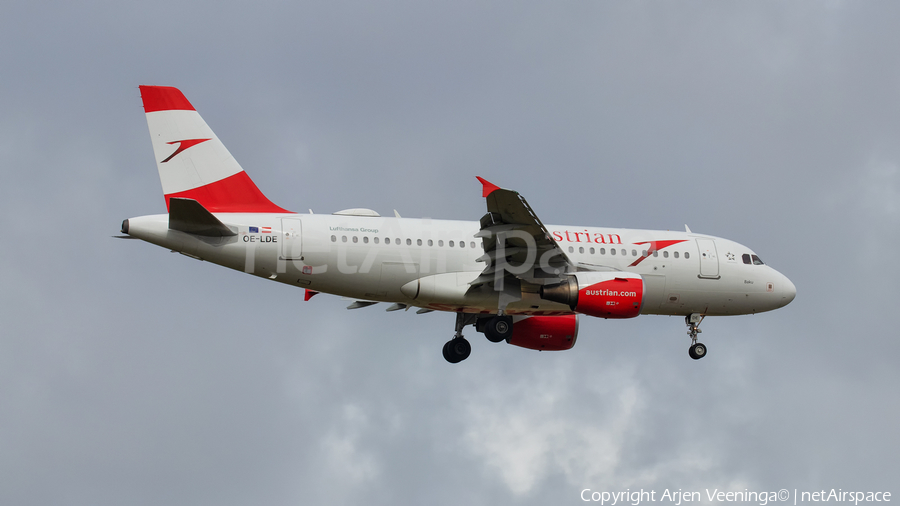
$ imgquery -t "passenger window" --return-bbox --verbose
[395,238,401,245]
[363,236,369,244]
[374,237,380,244]
[342,236,347,243]
[600,248,606,255]
[331,235,336,242]
[742,254,752,265]
[406,238,412,246]
[684,252,689,259]
[352,236,358,243]
[674,251,679,258]
[579,247,584,254]
[642,250,648,257]
[568,246,574,253]
[631,249,637,256]
[438,240,444,247]
[589,247,595,254]
[417,239,422,246]
[752,254,765,265]
[460,241,465,248]
[449,240,455,247]
[653,251,658,257]
[663,251,669,258]
[428,239,433,246]
[470,242,476,248]
[621,249,626,256]
[610,248,616,255]
[385,237,390,244]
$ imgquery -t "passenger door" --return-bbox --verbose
[696,238,719,278]
[281,218,303,260]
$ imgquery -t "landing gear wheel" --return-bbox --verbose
[684,314,707,361]
[689,342,707,360]
[442,338,472,363]
[484,315,513,343]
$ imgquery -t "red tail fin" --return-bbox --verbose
[139,86,291,213]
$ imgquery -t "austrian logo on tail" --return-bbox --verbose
[160,138,211,163]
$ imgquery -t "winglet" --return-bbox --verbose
[476,176,501,197]
[304,289,319,301]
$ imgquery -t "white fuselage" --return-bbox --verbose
[126,212,796,317]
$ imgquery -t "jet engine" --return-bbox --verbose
[540,272,644,319]
[506,314,579,351]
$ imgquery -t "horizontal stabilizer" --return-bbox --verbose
[168,198,237,237]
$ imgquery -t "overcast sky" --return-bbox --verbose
[1,1,898,505]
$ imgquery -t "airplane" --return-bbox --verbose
[120,85,796,364]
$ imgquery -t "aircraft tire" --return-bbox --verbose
[443,338,471,363]
[484,315,513,343]
[689,343,707,360]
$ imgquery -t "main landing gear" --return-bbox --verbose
[686,314,707,360]
[442,313,513,363]
[442,338,471,364]
[482,314,513,343]
[443,313,477,364]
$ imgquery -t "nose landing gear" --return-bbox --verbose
[686,314,707,360]
[689,342,707,360]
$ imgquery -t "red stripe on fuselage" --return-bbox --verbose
[629,239,688,267]
[140,85,195,113]
[164,171,292,213]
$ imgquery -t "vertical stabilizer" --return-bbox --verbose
[139,86,290,213]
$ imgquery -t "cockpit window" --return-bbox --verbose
[751,254,765,265]
[742,253,751,265]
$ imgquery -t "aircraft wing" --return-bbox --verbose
[470,177,574,309]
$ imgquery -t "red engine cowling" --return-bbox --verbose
[540,272,645,319]
[507,314,579,351]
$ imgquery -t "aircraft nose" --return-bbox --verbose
[781,275,796,306]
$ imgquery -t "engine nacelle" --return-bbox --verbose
[507,314,579,351]
[540,272,644,319]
